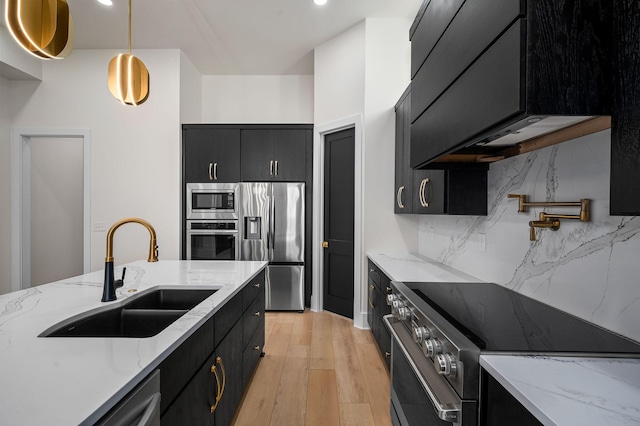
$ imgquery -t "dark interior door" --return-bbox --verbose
[323,128,355,319]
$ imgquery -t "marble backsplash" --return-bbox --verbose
[418,129,640,343]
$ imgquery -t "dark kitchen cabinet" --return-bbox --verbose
[241,128,308,182]
[183,126,241,183]
[409,0,612,168]
[160,270,266,425]
[395,86,488,215]
[367,260,391,370]
[394,86,413,213]
[611,1,640,215]
[411,168,488,216]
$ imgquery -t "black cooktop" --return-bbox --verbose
[406,281,640,354]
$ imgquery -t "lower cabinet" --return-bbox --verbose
[367,260,391,370]
[160,270,266,425]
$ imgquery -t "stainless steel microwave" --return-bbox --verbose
[186,183,238,220]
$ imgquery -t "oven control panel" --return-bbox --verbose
[390,284,465,387]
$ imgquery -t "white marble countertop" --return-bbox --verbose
[0,260,267,426]
[367,252,484,283]
[481,355,640,425]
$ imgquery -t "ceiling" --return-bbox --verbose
[53,0,422,75]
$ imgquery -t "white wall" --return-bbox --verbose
[0,25,42,80]
[179,52,202,123]
[2,49,183,280]
[314,21,366,126]
[314,19,419,324]
[363,19,419,255]
[201,75,313,123]
[0,76,15,294]
[418,130,640,343]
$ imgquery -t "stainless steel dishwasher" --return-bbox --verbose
[97,369,161,426]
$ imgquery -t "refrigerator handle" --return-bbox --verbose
[270,194,276,250]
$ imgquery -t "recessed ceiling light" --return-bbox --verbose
[97,0,113,5]
[314,0,327,5]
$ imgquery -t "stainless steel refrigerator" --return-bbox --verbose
[239,182,305,311]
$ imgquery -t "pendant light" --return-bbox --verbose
[4,0,74,59]
[107,0,149,106]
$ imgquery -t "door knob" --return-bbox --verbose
[322,241,329,248]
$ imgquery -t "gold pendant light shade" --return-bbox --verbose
[4,0,73,59]
[108,53,149,106]
[107,0,149,106]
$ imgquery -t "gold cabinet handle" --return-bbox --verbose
[254,345,261,351]
[322,241,329,248]
[253,282,261,289]
[213,162,218,180]
[419,178,430,208]
[208,162,213,181]
[275,160,279,176]
[254,311,261,317]
[385,351,391,358]
[270,160,274,177]
[368,285,375,309]
[397,185,405,208]
[210,357,224,413]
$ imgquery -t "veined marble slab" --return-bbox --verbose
[367,252,484,283]
[0,260,267,426]
[481,355,640,426]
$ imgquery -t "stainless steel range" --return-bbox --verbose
[384,281,640,426]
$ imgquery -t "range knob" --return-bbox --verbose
[397,306,412,321]
[412,325,430,343]
[423,339,443,358]
[435,353,458,378]
[387,293,398,306]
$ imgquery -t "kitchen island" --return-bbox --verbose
[0,260,267,425]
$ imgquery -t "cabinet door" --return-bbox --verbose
[184,128,240,183]
[367,276,377,331]
[214,321,243,426]
[412,170,446,214]
[395,89,413,213]
[242,317,265,389]
[272,129,307,181]
[161,351,217,426]
[241,129,274,181]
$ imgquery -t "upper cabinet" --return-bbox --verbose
[240,128,309,182]
[394,87,413,213]
[409,0,613,169]
[395,85,488,216]
[183,126,241,183]
[611,2,640,215]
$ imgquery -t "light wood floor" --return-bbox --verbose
[233,310,392,426]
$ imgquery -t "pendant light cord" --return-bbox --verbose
[128,0,132,54]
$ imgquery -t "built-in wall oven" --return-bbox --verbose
[185,220,239,260]
[185,183,239,260]
[385,280,640,426]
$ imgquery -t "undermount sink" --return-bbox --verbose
[40,289,217,338]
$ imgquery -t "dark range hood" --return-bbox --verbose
[409,0,613,169]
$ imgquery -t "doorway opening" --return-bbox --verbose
[312,115,365,328]
[11,129,91,291]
